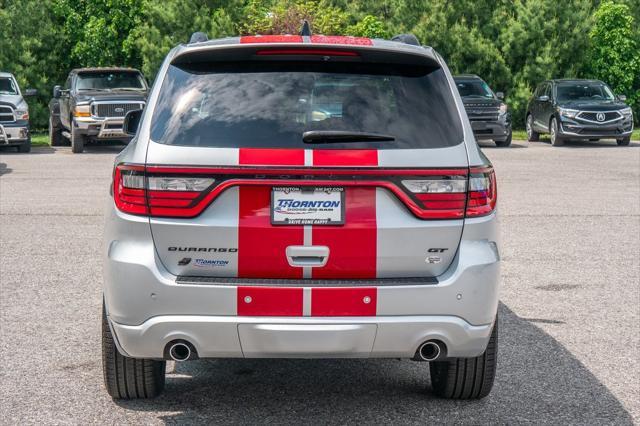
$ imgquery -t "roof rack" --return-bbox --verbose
[189,32,208,44]
[391,34,420,46]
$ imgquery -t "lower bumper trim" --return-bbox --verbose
[110,314,493,360]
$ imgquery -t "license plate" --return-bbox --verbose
[271,187,345,225]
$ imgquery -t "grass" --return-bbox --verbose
[30,133,49,146]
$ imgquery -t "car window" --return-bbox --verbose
[556,82,615,102]
[150,61,463,150]
[0,77,18,95]
[76,72,146,91]
[454,79,494,99]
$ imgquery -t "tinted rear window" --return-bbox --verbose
[150,61,463,149]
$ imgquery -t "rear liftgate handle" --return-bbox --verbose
[286,245,330,267]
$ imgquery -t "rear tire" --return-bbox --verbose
[526,114,539,142]
[495,131,512,147]
[550,117,564,146]
[617,136,631,146]
[429,316,498,399]
[49,116,64,146]
[102,302,166,399]
[71,122,85,153]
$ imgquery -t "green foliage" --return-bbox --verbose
[52,0,144,68]
[241,0,350,35]
[346,15,390,38]
[1,0,639,129]
[585,1,640,121]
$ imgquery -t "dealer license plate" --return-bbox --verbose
[271,187,345,225]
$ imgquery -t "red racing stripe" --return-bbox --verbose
[310,35,373,46]
[311,287,377,316]
[239,148,305,166]
[312,149,378,167]
[238,186,304,278]
[311,187,377,279]
[237,286,303,316]
[238,149,305,278]
[240,35,303,43]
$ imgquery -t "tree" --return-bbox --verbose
[131,0,239,80]
[52,0,144,68]
[585,0,640,122]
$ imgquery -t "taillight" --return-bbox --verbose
[147,176,214,216]
[402,177,467,219]
[113,164,215,217]
[401,166,497,219]
[466,167,497,217]
[113,165,147,215]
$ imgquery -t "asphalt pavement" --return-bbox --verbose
[0,138,638,424]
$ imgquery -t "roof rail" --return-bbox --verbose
[189,32,208,44]
[391,34,420,46]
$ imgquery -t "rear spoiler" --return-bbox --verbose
[170,38,441,69]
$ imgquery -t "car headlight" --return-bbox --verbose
[499,103,508,115]
[73,104,91,117]
[15,109,29,120]
[620,107,633,117]
[557,107,579,118]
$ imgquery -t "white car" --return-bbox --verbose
[102,31,500,400]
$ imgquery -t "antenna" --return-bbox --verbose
[300,20,312,36]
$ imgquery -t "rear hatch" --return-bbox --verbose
[127,41,489,280]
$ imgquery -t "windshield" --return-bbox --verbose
[150,61,463,149]
[0,77,18,95]
[454,79,494,99]
[556,82,615,102]
[76,72,145,91]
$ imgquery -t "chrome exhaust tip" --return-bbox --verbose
[168,342,192,362]
[418,341,443,362]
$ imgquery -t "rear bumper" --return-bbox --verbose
[109,314,493,359]
[104,204,500,360]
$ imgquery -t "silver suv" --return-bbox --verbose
[102,32,500,400]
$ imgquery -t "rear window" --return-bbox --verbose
[150,61,463,149]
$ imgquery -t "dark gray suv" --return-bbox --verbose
[526,79,633,146]
[454,74,512,147]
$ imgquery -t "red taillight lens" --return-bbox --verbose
[113,165,215,217]
[466,167,497,217]
[113,165,147,215]
[402,177,468,219]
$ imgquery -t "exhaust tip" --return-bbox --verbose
[418,341,443,362]
[169,342,192,362]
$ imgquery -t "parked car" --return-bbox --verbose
[454,74,512,147]
[0,72,37,153]
[102,31,500,400]
[49,68,148,153]
[526,79,634,146]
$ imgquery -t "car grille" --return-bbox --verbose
[0,105,15,123]
[576,111,621,123]
[466,108,499,122]
[93,102,142,118]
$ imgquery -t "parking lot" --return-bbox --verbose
[0,138,638,424]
